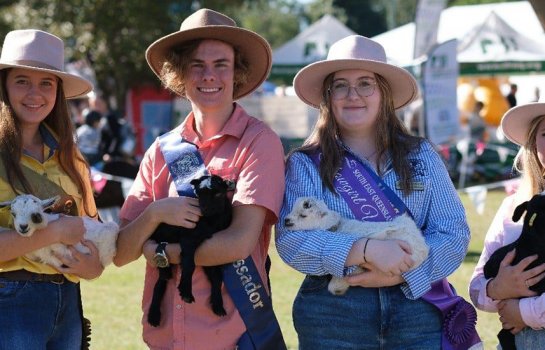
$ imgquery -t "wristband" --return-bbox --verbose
[153,242,169,268]
[363,238,370,263]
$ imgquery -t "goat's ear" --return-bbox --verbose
[41,195,60,210]
[512,201,528,222]
[0,200,12,209]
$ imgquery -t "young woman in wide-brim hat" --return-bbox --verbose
[276,35,476,349]
[0,29,103,349]
[470,102,545,349]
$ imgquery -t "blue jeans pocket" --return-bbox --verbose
[0,279,28,300]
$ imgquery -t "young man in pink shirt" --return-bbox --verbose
[114,9,286,350]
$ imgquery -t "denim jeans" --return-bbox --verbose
[510,327,545,350]
[293,275,442,350]
[0,278,82,350]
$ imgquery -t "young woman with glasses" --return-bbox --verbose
[275,35,476,349]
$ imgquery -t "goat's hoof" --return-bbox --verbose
[182,295,195,303]
[147,315,160,327]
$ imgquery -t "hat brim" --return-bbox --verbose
[0,63,93,99]
[501,102,545,145]
[146,26,272,100]
[293,59,418,110]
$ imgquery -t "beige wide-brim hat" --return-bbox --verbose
[146,8,272,100]
[293,35,418,109]
[501,102,545,145]
[0,29,93,99]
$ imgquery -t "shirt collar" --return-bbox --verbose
[22,124,58,159]
[180,103,249,145]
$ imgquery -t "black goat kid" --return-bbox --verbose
[483,192,545,350]
[147,174,233,327]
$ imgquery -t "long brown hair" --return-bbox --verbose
[0,69,95,216]
[297,72,422,196]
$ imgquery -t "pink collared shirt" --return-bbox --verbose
[120,104,285,350]
[469,194,545,330]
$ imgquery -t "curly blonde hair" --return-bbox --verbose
[159,39,249,98]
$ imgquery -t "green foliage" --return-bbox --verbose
[235,0,300,49]
[0,0,189,108]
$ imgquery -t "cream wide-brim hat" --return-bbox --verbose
[293,35,418,109]
[0,29,93,99]
[146,8,272,100]
[501,102,545,145]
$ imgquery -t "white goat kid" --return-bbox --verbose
[284,196,429,295]
[0,194,119,268]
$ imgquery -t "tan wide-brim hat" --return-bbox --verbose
[0,29,93,99]
[501,102,545,145]
[146,8,272,100]
[293,35,418,109]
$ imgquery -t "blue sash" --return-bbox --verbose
[158,130,287,350]
[310,151,481,350]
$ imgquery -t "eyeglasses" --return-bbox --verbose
[328,78,377,100]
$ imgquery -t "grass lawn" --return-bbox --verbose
[82,189,506,349]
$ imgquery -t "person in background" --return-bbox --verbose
[76,109,103,166]
[470,102,545,349]
[507,83,518,108]
[113,9,286,350]
[275,35,478,349]
[468,100,487,143]
[0,29,104,349]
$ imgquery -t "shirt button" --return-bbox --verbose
[176,304,182,309]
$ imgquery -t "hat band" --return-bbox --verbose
[2,59,61,72]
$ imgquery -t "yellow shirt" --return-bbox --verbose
[0,125,96,282]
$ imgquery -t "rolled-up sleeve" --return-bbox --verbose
[396,143,471,299]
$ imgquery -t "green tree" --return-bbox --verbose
[0,0,191,110]
[235,0,300,49]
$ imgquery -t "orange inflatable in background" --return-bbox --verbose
[474,78,510,126]
[457,78,477,125]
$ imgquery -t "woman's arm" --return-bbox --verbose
[395,143,471,299]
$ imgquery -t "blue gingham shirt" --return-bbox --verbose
[275,140,470,299]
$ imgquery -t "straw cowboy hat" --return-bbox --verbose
[0,29,93,99]
[146,8,272,100]
[501,102,545,145]
[293,35,418,109]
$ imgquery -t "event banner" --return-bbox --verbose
[422,39,460,145]
[413,0,447,59]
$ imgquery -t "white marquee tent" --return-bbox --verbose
[372,0,545,75]
[270,14,355,83]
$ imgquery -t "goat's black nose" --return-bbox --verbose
[31,213,43,224]
[284,218,293,227]
[19,224,28,231]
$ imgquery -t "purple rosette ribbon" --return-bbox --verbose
[423,279,481,350]
[444,298,478,345]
